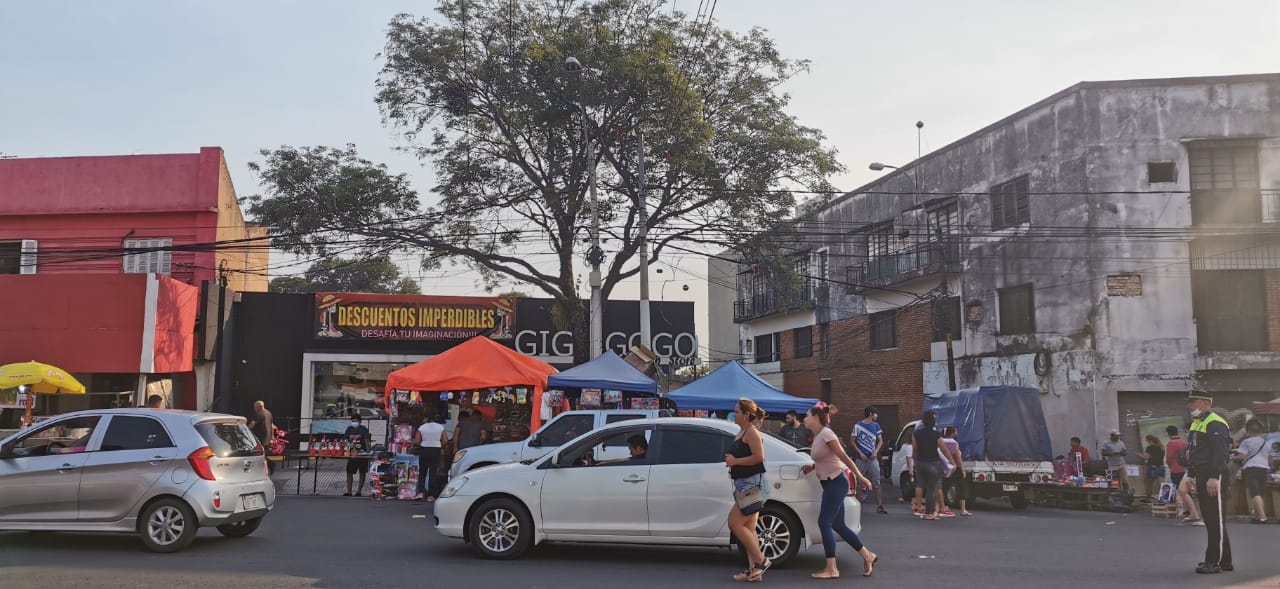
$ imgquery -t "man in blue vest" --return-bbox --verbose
[1186,390,1232,574]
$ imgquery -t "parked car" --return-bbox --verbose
[434,417,861,567]
[0,409,275,552]
[449,409,656,477]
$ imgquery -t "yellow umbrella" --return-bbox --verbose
[0,361,86,427]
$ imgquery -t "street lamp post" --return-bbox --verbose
[567,56,604,359]
[870,157,959,391]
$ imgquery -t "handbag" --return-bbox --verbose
[734,486,764,515]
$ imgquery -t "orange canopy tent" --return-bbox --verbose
[384,336,559,432]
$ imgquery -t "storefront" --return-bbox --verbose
[0,273,199,429]
[228,292,697,442]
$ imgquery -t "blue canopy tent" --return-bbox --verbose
[547,351,659,394]
[665,360,817,413]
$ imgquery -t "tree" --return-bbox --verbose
[247,0,841,361]
[268,255,420,294]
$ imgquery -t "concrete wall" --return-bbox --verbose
[722,74,1280,457]
[706,253,741,369]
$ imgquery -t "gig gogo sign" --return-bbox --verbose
[314,293,515,341]
[512,299,698,366]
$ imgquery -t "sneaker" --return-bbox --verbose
[876,506,888,514]
[912,508,924,517]
[355,491,362,497]
[1190,520,1206,527]
[939,509,957,518]
[342,492,352,497]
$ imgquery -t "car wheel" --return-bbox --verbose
[1009,493,1030,510]
[469,498,533,559]
[216,516,264,538]
[749,505,801,567]
[139,498,199,553]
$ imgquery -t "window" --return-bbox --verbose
[9,416,101,457]
[1189,142,1260,224]
[990,175,1030,230]
[793,326,813,359]
[864,223,896,280]
[818,323,831,359]
[0,240,37,275]
[931,296,962,342]
[820,378,832,404]
[557,427,654,467]
[602,414,649,447]
[655,428,732,465]
[534,414,595,447]
[812,249,829,288]
[998,284,1036,335]
[195,422,262,458]
[1192,270,1268,351]
[926,202,959,238]
[0,242,19,274]
[870,310,897,350]
[123,238,173,275]
[100,416,174,451]
[1147,162,1176,184]
[754,333,779,363]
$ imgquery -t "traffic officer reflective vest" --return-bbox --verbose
[1188,411,1230,478]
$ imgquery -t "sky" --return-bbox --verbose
[3,0,1279,356]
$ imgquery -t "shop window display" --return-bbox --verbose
[311,361,407,436]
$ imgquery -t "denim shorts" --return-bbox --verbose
[732,473,764,496]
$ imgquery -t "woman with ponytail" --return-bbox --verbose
[725,398,770,582]
[802,404,879,579]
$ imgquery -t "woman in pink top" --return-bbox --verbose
[801,405,879,579]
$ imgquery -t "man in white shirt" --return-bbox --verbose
[414,416,447,501]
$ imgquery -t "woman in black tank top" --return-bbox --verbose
[726,398,770,582]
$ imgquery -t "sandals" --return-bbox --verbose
[810,571,840,580]
[863,554,879,577]
[733,559,771,582]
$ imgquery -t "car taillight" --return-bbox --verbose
[975,473,987,482]
[188,447,216,481]
[213,491,221,509]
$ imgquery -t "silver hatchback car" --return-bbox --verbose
[0,409,276,552]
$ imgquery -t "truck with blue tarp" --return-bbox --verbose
[889,386,1054,509]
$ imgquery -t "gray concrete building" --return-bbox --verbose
[712,73,1280,455]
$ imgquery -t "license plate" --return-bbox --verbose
[1002,484,1018,492]
[241,493,265,510]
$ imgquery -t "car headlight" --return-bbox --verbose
[439,476,468,499]
[452,449,467,464]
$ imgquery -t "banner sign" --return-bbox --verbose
[513,299,698,367]
[314,293,516,341]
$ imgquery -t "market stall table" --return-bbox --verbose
[1025,483,1125,512]
[289,452,376,496]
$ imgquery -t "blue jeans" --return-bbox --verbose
[818,475,863,558]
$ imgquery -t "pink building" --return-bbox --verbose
[0,147,268,421]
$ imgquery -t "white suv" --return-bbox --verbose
[0,409,275,552]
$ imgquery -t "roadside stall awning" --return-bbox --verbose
[665,360,817,413]
[547,351,658,394]
[385,336,559,431]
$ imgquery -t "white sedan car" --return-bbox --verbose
[434,418,861,566]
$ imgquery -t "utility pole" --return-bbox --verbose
[586,124,603,360]
[636,128,651,353]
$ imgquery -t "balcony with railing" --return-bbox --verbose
[733,282,814,322]
[846,237,961,293]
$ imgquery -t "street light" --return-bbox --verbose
[566,56,604,359]
[869,161,919,208]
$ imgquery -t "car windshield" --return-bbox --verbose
[195,421,262,458]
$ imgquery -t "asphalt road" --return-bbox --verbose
[2,495,1277,588]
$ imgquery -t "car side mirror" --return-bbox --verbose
[0,443,13,459]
